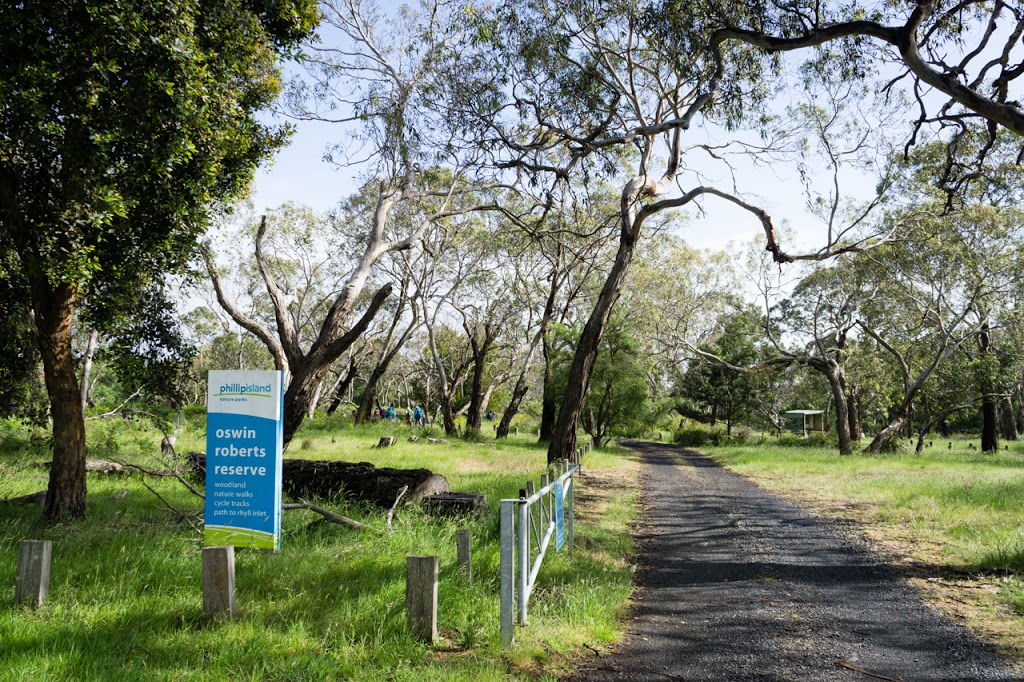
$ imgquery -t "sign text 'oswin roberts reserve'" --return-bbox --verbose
[204,370,283,550]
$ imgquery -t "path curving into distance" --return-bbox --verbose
[569,442,1016,682]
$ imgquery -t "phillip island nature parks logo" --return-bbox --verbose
[214,383,272,399]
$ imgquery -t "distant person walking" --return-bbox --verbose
[413,405,424,426]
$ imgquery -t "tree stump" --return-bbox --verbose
[422,493,487,517]
[161,435,177,455]
[187,454,449,508]
[375,436,396,448]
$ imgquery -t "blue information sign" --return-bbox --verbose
[204,370,284,550]
[554,481,566,550]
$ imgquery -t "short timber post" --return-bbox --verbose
[14,540,52,608]
[456,529,472,584]
[406,555,438,642]
[202,546,236,620]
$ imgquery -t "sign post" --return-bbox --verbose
[204,370,284,550]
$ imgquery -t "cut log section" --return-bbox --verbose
[187,454,449,508]
[421,493,487,517]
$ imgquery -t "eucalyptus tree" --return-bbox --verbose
[204,204,391,444]
[858,203,1024,452]
[709,0,1024,196]
[245,0,495,443]
[757,252,874,455]
[1,0,318,519]
[452,0,905,461]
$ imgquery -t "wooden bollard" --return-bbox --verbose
[406,555,438,642]
[456,529,472,584]
[202,546,235,620]
[525,480,536,497]
[14,540,52,607]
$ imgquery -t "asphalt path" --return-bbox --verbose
[569,442,1017,682]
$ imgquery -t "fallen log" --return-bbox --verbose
[33,459,126,474]
[0,491,46,507]
[187,454,449,509]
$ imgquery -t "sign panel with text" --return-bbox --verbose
[554,481,565,550]
[204,370,283,550]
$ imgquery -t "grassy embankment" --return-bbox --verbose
[702,436,1024,661]
[0,415,640,681]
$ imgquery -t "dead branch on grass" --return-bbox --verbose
[282,499,379,533]
[386,485,408,529]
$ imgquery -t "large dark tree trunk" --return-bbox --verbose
[982,398,999,452]
[33,280,87,520]
[282,360,326,447]
[464,330,492,436]
[979,321,998,452]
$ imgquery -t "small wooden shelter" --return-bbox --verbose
[782,410,825,436]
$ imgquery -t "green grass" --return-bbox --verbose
[701,439,1024,656]
[0,417,640,681]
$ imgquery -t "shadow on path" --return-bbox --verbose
[568,441,1015,682]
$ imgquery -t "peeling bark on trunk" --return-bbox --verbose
[847,383,863,442]
[33,280,87,520]
[824,365,853,455]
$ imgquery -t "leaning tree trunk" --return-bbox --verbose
[33,280,87,520]
[326,359,359,415]
[538,343,557,442]
[547,233,635,464]
[497,373,530,438]
[870,416,907,452]
[355,366,387,425]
